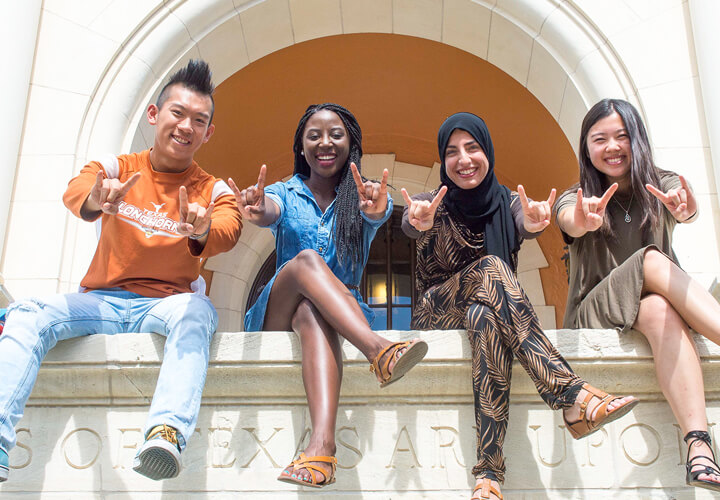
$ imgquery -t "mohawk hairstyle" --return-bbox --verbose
[156,59,216,122]
[293,103,365,269]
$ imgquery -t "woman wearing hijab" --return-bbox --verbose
[401,112,638,500]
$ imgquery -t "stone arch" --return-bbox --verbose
[63,0,644,301]
[77,0,641,164]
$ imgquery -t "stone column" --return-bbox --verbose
[689,0,720,196]
[0,1,42,262]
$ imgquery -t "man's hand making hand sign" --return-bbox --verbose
[82,170,141,219]
[351,163,389,219]
[176,185,214,243]
[401,186,448,232]
[646,175,697,223]
[518,185,556,233]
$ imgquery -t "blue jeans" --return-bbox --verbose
[0,289,217,453]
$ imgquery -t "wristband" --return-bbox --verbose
[188,224,211,240]
[681,210,697,223]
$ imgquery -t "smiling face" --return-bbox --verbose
[147,83,215,172]
[443,129,490,190]
[585,111,632,187]
[301,109,351,182]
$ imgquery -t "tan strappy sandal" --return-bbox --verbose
[563,383,639,439]
[277,452,337,488]
[471,477,503,499]
[370,339,428,388]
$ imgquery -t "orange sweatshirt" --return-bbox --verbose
[63,150,242,298]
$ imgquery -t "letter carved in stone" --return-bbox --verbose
[620,423,661,466]
[114,428,143,469]
[209,427,236,468]
[11,428,32,469]
[431,426,465,469]
[240,427,282,468]
[672,423,684,466]
[62,428,102,470]
[292,427,311,459]
[529,425,566,467]
[582,428,607,467]
[386,426,421,469]
[337,426,363,470]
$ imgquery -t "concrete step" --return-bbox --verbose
[1,329,719,498]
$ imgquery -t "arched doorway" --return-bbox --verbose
[54,1,645,328]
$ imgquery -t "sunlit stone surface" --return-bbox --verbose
[1,329,719,498]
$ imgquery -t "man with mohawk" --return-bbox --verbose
[0,59,241,481]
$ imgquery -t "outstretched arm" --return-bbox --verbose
[351,163,390,220]
[186,186,242,258]
[228,164,281,227]
[518,184,555,234]
[401,186,447,232]
[646,175,698,223]
[556,183,618,238]
[64,160,140,221]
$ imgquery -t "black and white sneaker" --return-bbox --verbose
[132,424,182,480]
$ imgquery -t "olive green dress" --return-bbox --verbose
[555,170,683,332]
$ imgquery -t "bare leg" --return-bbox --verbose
[563,248,717,423]
[268,251,424,486]
[642,248,720,344]
[264,249,418,380]
[634,292,720,485]
[279,299,341,484]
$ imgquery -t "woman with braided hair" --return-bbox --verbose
[402,112,637,499]
[229,103,427,489]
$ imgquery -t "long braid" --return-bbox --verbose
[293,103,365,268]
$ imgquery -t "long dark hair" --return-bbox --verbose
[292,103,364,268]
[578,98,662,236]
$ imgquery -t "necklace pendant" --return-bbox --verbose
[624,213,632,223]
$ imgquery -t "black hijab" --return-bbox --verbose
[438,112,518,270]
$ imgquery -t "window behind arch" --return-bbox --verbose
[361,208,415,329]
[245,207,416,330]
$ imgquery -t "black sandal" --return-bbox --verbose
[685,430,720,492]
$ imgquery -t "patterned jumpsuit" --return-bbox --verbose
[406,192,585,482]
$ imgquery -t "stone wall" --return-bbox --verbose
[1,329,719,498]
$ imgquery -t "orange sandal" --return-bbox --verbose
[471,478,503,499]
[277,452,337,488]
[370,339,428,388]
[563,383,639,439]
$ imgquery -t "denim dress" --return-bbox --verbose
[244,174,393,331]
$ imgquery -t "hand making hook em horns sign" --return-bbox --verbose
[646,175,697,222]
[86,170,142,216]
[228,164,268,223]
[401,186,448,232]
[351,163,389,218]
[572,182,618,233]
[177,185,214,240]
[518,184,556,233]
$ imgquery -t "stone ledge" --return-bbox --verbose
[2,329,718,498]
[34,329,720,405]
